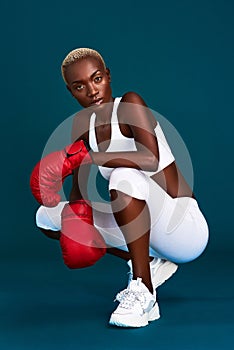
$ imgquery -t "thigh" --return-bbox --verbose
[94,169,209,262]
[149,197,209,263]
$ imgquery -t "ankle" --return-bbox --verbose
[144,281,154,295]
[133,274,154,294]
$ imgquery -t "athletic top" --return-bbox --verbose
[89,97,175,180]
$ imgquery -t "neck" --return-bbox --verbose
[95,97,115,124]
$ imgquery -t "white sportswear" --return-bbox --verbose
[36,96,209,263]
[89,97,175,180]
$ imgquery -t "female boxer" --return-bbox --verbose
[33,48,209,328]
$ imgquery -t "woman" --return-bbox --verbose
[35,48,209,328]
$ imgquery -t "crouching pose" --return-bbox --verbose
[30,48,209,328]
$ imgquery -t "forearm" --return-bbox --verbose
[69,165,90,201]
[91,151,158,172]
[69,185,84,202]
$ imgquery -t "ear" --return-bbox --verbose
[105,67,111,82]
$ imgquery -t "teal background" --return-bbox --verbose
[0,0,234,349]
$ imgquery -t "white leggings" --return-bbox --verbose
[36,168,209,263]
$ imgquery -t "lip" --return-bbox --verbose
[90,98,103,106]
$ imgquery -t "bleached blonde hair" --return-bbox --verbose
[61,48,106,84]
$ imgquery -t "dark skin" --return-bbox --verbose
[40,56,195,294]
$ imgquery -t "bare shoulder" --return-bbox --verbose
[119,92,156,128]
[121,91,148,106]
[71,108,93,142]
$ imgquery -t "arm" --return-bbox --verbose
[69,165,91,202]
[91,92,159,172]
[69,110,91,202]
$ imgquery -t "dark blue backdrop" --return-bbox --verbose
[1,1,234,349]
[2,0,233,256]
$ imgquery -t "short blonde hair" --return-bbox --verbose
[61,48,106,84]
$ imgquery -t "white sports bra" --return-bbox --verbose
[89,97,175,180]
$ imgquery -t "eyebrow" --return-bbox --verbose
[71,70,101,85]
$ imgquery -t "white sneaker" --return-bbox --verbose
[127,258,178,289]
[109,277,160,328]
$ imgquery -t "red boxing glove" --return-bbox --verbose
[60,200,106,268]
[30,140,92,207]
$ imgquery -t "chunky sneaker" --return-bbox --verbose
[127,258,178,289]
[109,277,160,328]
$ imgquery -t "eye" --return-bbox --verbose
[94,76,102,83]
[75,84,84,91]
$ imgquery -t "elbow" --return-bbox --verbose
[151,155,159,172]
[144,154,159,172]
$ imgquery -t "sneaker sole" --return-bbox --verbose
[152,261,178,288]
[109,302,160,328]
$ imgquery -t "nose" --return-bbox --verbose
[87,82,98,97]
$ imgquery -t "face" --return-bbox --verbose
[64,57,113,109]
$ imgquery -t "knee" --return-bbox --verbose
[109,168,149,200]
[35,206,47,229]
[35,202,66,231]
[36,207,61,239]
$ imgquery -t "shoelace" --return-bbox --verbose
[115,289,147,310]
[115,288,128,302]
